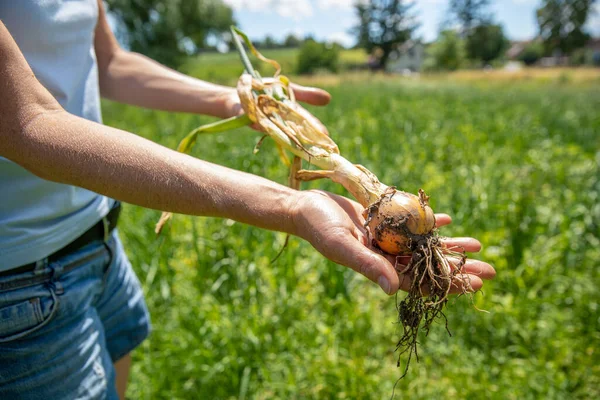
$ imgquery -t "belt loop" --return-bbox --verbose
[48,261,62,279]
[34,258,48,273]
[49,262,64,294]
[102,215,110,242]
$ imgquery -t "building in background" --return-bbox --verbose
[386,40,425,73]
[506,41,531,61]
[586,38,600,65]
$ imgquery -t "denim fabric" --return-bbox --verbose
[0,230,151,399]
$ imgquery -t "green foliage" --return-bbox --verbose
[296,40,341,75]
[353,0,419,68]
[424,30,466,71]
[259,34,279,49]
[570,48,589,65]
[536,0,596,55]
[449,0,492,32]
[466,23,508,64]
[448,0,508,64]
[249,34,305,50]
[519,42,545,65]
[105,0,234,67]
[102,68,600,399]
[569,47,600,66]
[283,34,302,48]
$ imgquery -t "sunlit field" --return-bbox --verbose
[102,50,599,399]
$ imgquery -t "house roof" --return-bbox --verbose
[395,40,423,53]
[587,38,600,51]
[506,41,531,59]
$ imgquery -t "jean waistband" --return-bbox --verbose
[0,202,121,289]
[0,244,110,292]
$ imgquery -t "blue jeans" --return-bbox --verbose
[0,230,151,399]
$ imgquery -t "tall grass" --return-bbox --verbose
[102,70,599,399]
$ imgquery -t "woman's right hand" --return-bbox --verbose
[291,190,496,295]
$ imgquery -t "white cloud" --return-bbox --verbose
[225,0,446,16]
[277,0,313,19]
[326,31,356,48]
[318,0,446,10]
[223,0,313,19]
[318,0,356,10]
[223,0,268,12]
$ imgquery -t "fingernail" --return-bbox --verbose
[378,276,391,294]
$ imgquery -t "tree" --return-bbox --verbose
[296,40,340,75]
[465,23,508,64]
[536,0,596,55]
[424,30,466,71]
[353,0,419,69]
[449,0,492,34]
[283,34,301,48]
[449,0,507,64]
[262,35,279,49]
[105,0,235,67]
[518,42,544,65]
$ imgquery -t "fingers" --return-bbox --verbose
[450,258,496,280]
[397,273,413,292]
[397,273,484,295]
[335,236,493,296]
[394,256,494,277]
[451,274,484,293]
[434,213,452,227]
[260,79,331,106]
[291,83,331,106]
[440,237,482,253]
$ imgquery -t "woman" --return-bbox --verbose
[0,1,495,398]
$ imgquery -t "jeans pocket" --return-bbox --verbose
[0,284,58,343]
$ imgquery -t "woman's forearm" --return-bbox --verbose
[98,49,236,119]
[93,0,235,119]
[10,109,298,235]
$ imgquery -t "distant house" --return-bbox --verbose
[539,55,569,67]
[506,41,531,60]
[506,37,600,66]
[586,38,600,65]
[386,40,425,73]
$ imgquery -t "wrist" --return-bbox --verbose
[203,86,238,119]
[286,190,310,240]
[286,190,330,241]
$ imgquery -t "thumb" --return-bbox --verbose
[291,84,331,106]
[331,234,400,295]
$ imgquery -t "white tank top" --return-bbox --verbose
[0,0,114,271]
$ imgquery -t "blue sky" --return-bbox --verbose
[223,0,600,47]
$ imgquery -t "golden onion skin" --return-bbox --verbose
[366,190,436,255]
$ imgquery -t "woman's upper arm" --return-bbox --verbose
[0,21,62,159]
[94,0,121,75]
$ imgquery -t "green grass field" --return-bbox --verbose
[101,51,600,399]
